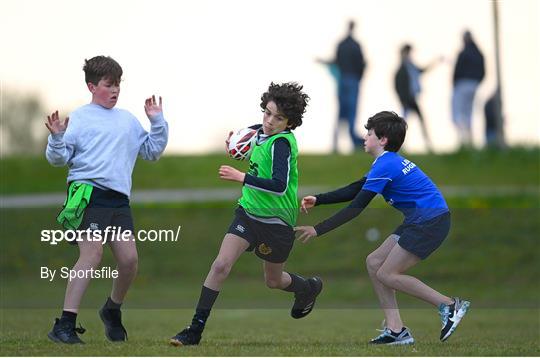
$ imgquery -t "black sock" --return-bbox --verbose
[104,296,122,310]
[283,272,310,294]
[191,286,219,328]
[60,310,77,324]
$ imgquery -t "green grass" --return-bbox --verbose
[1,308,538,356]
[1,148,539,194]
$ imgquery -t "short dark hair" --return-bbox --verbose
[348,20,355,33]
[364,111,407,152]
[400,44,412,57]
[260,82,310,130]
[83,56,123,85]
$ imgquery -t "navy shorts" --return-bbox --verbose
[393,212,451,259]
[227,207,295,264]
[73,186,134,244]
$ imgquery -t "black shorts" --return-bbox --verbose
[393,212,451,260]
[226,207,295,264]
[74,186,134,244]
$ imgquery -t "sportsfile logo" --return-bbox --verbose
[40,226,182,245]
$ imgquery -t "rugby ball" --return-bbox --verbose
[228,127,257,160]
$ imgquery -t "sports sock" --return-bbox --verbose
[283,272,310,293]
[104,296,122,310]
[191,286,219,328]
[60,310,77,324]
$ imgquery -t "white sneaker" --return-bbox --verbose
[439,297,470,341]
[369,326,415,345]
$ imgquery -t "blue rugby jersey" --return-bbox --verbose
[362,151,448,223]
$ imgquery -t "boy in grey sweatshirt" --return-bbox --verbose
[45,55,168,344]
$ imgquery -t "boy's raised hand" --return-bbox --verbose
[219,165,246,183]
[224,131,234,152]
[45,111,69,134]
[294,226,318,243]
[144,95,163,119]
[300,195,317,213]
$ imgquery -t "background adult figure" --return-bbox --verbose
[484,89,501,148]
[452,30,485,148]
[335,20,366,152]
[394,44,439,153]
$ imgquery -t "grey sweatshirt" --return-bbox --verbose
[46,103,168,197]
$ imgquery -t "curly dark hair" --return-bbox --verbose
[83,56,123,85]
[364,111,408,152]
[260,82,310,129]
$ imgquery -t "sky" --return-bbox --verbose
[1,0,538,154]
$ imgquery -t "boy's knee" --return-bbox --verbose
[81,245,103,266]
[211,259,232,277]
[118,253,138,272]
[366,253,382,273]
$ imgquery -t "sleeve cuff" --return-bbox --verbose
[149,112,166,124]
[48,132,65,144]
[243,173,253,186]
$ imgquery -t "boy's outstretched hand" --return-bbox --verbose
[294,226,317,243]
[144,95,163,119]
[225,131,234,152]
[219,165,246,183]
[45,111,69,134]
[300,195,317,213]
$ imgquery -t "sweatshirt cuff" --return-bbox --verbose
[149,112,166,124]
[48,132,65,144]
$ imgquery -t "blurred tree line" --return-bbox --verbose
[1,88,47,156]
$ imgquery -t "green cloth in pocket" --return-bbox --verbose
[57,182,94,230]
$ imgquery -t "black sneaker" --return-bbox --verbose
[170,324,203,346]
[439,297,470,342]
[291,276,323,319]
[99,307,128,342]
[47,318,86,344]
[369,327,415,345]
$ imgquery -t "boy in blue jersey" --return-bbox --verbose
[45,56,168,344]
[295,111,469,345]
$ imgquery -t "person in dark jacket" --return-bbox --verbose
[335,20,367,151]
[394,44,439,153]
[451,30,485,148]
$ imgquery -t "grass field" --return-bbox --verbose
[1,308,538,356]
[1,149,539,356]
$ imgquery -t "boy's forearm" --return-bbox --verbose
[314,207,364,236]
[314,189,376,236]
[315,177,366,206]
[140,113,169,161]
[244,174,287,195]
[45,133,69,166]
[242,138,290,195]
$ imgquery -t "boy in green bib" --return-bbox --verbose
[170,82,321,346]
